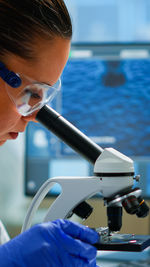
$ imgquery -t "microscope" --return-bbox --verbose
[22,105,150,252]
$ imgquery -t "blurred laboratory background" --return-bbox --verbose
[1,0,150,266]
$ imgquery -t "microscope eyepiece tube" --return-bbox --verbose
[36,105,103,164]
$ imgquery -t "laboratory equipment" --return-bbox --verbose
[22,105,150,252]
[25,43,150,198]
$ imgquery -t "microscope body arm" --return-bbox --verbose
[44,175,133,222]
[22,147,134,231]
[22,175,133,231]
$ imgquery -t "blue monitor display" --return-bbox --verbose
[25,45,150,198]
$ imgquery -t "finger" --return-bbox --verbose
[41,222,97,264]
[53,227,97,260]
[53,219,99,244]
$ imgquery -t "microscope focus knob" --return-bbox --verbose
[72,201,93,220]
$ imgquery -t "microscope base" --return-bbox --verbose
[94,234,150,252]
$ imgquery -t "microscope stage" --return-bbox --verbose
[94,234,150,252]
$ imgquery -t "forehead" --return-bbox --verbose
[4,37,71,84]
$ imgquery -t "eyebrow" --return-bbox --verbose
[20,73,52,87]
[39,81,52,86]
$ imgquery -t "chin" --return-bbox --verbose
[0,140,6,146]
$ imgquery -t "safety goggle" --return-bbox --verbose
[0,62,61,116]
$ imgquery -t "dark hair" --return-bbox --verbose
[0,0,72,60]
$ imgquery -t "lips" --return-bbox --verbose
[9,132,19,139]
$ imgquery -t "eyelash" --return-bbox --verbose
[25,89,41,99]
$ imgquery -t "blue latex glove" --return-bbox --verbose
[0,219,100,267]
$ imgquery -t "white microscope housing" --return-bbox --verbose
[22,105,149,252]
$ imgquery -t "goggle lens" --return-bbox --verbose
[6,77,61,116]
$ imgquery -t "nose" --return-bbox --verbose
[22,110,39,123]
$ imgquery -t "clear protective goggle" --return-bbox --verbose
[0,61,61,116]
[6,74,61,116]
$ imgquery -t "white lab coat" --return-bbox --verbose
[0,220,10,245]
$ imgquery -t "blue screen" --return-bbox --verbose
[25,53,150,198]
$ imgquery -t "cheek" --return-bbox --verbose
[0,110,21,135]
[0,83,21,133]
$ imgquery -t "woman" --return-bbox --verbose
[0,0,99,266]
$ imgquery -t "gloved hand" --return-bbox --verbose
[0,219,99,267]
